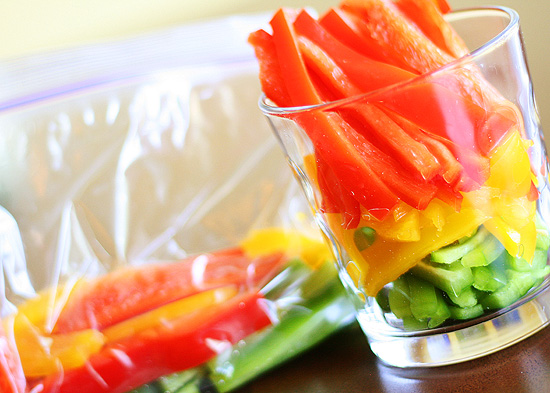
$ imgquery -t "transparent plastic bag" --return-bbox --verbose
[0,13,355,393]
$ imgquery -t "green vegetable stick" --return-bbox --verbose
[410,259,474,297]
[430,227,487,264]
[406,274,439,321]
[388,275,412,319]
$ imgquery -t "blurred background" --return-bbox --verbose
[0,0,548,133]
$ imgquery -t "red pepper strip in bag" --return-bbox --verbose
[0,323,25,393]
[52,249,284,333]
[38,290,272,393]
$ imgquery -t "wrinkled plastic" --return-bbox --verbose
[0,13,355,393]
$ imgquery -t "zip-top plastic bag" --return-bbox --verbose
[0,13,355,393]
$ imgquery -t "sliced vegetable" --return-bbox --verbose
[251,0,549,332]
[392,0,468,58]
[410,260,474,297]
[239,227,332,269]
[207,263,354,392]
[293,10,415,92]
[0,322,25,393]
[40,290,272,393]
[340,0,454,74]
[49,249,284,333]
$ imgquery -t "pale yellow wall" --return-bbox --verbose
[0,0,548,132]
[449,1,550,136]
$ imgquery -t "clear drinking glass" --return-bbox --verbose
[260,7,550,367]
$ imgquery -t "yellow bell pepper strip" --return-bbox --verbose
[470,129,538,262]
[38,290,272,393]
[0,322,25,393]
[239,228,332,269]
[329,200,488,296]
[12,313,104,378]
[12,286,238,378]
[102,285,238,343]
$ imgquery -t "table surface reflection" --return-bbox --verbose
[234,322,550,392]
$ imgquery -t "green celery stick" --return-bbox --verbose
[125,384,161,393]
[472,265,506,292]
[375,287,392,312]
[406,275,439,321]
[427,289,451,328]
[388,275,412,319]
[156,370,200,393]
[481,270,537,310]
[506,249,548,272]
[208,281,355,392]
[410,260,474,297]
[261,258,312,299]
[430,227,487,264]
[460,247,487,268]
[402,316,428,330]
[446,286,478,308]
[448,304,484,320]
[461,234,504,267]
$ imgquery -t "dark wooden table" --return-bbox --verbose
[234,322,550,392]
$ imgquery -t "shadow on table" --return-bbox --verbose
[236,322,550,393]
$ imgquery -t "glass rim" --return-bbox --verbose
[259,5,520,116]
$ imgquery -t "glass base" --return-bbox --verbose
[361,281,550,367]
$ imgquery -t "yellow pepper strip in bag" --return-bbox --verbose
[102,285,238,343]
[240,228,332,269]
[11,285,238,378]
[9,313,104,378]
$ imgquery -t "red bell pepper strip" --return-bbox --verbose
[321,2,519,143]
[251,17,398,223]
[0,324,25,393]
[293,10,415,93]
[374,81,515,156]
[270,8,322,107]
[319,7,420,72]
[301,113,401,221]
[381,107,462,184]
[315,156,362,228]
[296,33,442,183]
[429,0,452,14]
[39,290,272,393]
[392,0,468,58]
[53,248,284,333]
[267,9,402,221]
[340,0,454,74]
[248,29,292,107]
